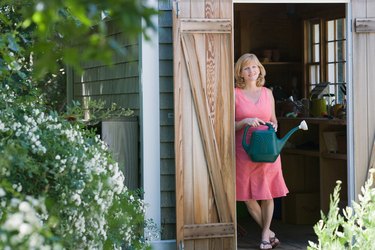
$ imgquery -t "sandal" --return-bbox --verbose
[269,236,280,249]
[260,240,273,250]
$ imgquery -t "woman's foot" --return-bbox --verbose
[269,235,280,249]
[259,240,273,250]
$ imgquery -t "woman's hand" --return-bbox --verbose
[235,117,266,131]
[244,117,265,127]
[268,121,278,132]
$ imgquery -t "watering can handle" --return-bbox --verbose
[242,125,251,150]
[265,122,275,131]
[244,122,273,131]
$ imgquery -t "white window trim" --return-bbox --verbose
[140,0,161,239]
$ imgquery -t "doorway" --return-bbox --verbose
[233,2,350,249]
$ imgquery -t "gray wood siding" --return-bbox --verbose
[72,19,141,116]
[70,18,142,204]
[352,0,375,199]
[159,0,176,240]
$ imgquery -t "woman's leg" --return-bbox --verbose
[245,199,279,248]
[245,199,276,235]
[260,199,274,242]
[244,199,262,227]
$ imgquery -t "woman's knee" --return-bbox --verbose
[245,200,259,210]
[261,199,274,206]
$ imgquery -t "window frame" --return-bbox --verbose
[304,17,347,104]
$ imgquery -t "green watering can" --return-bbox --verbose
[242,120,308,162]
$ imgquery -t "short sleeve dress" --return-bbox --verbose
[235,87,289,201]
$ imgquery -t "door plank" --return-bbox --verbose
[181,32,232,222]
[184,223,235,240]
[180,19,232,33]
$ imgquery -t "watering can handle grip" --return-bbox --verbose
[242,122,271,143]
[244,123,273,130]
[265,122,275,131]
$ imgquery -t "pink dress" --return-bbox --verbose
[235,87,288,201]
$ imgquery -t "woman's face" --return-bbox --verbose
[240,61,259,82]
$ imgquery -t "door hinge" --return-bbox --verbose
[174,0,180,18]
[179,240,184,250]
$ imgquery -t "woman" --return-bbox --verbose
[235,53,288,250]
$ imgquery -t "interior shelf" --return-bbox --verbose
[262,61,300,65]
[321,152,347,160]
[282,148,320,157]
[279,118,347,215]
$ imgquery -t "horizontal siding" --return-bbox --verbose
[160,126,174,142]
[160,110,174,126]
[72,18,141,117]
[161,159,175,175]
[80,44,139,69]
[74,61,139,82]
[160,76,173,92]
[159,44,173,60]
[161,207,176,223]
[161,176,175,193]
[160,223,176,240]
[159,10,172,27]
[159,0,175,240]
[159,60,173,76]
[74,77,139,96]
[160,142,174,159]
[159,0,172,11]
[160,93,173,109]
[159,27,173,43]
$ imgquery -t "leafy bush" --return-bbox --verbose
[0,84,155,249]
[308,170,375,250]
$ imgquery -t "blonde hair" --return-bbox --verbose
[234,53,266,89]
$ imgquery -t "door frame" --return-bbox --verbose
[232,0,355,207]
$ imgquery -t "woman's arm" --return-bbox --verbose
[266,88,278,131]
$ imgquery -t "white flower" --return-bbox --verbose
[35,2,45,11]
[0,121,5,131]
[71,193,82,206]
[12,184,22,192]
[3,213,23,231]
[0,187,6,197]
[19,223,33,236]
[19,201,32,212]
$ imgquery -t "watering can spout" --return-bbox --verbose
[277,120,308,150]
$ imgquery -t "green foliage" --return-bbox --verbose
[66,99,135,126]
[308,171,375,250]
[0,0,157,79]
[0,0,157,111]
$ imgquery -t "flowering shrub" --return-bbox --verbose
[0,186,62,249]
[308,170,375,250]
[0,84,153,249]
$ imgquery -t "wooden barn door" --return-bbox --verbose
[173,1,235,249]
